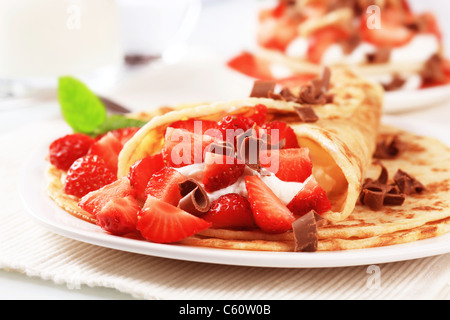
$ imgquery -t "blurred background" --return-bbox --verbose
[0,0,448,109]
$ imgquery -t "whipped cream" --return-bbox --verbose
[174,163,306,205]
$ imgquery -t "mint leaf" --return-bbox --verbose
[92,115,148,136]
[58,76,107,134]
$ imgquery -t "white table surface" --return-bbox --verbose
[1,0,450,300]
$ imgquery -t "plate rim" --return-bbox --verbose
[17,117,450,269]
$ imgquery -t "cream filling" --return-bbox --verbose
[175,163,307,205]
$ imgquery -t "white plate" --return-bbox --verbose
[384,84,450,114]
[18,117,450,268]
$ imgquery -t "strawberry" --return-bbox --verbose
[127,153,165,202]
[260,148,312,183]
[96,196,140,235]
[137,196,211,244]
[307,27,350,64]
[167,119,219,137]
[217,114,255,146]
[78,176,135,216]
[145,167,186,206]
[257,13,299,52]
[64,155,117,198]
[48,133,95,171]
[162,127,217,167]
[261,121,299,149]
[202,152,245,193]
[202,193,255,229]
[245,175,295,233]
[227,51,274,80]
[110,127,140,145]
[88,132,123,174]
[287,176,331,216]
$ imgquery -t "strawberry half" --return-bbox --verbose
[261,121,299,149]
[127,153,165,202]
[202,152,245,193]
[88,132,123,174]
[202,193,255,229]
[48,133,95,171]
[167,119,219,137]
[78,176,135,216]
[96,195,140,235]
[110,127,141,145]
[162,127,217,167]
[227,51,274,80]
[260,148,312,183]
[245,175,295,234]
[145,167,186,206]
[287,176,332,216]
[137,196,211,244]
[64,155,117,198]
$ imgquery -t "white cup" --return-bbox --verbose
[117,0,202,64]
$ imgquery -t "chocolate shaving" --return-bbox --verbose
[421,54,446,85]
[292,210,324,252]
[394,170,425,195]
[373,135,407,159]
[382,74,407,92]
[205,141,235,157]
[250,80,277,98]
[297,67,333,105]
[294,105,319,123]
[178,179,210,216]
[366,47,391,64]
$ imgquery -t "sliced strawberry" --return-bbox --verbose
[202,152,245,193]
[64,155,117,198]
[78,176,135,216]
[257,15,299,52]
[88,132,122,174]
[217,114,255,146]
[261,121,300,149]
[48,133,95,171]
[96,195,140,235]
[287,176,331,216]
[110,127,140,145]
[167,119,219,137]
[238,104,268,127]
[227,51,274,80]
[260,148,312,183]
[145,167,186,206]
[127,153,165,202]
[245,175,295,233]
[203,193,255,229]
[162,127,217,167]
[307,27,350,64]
[137,196,211,244]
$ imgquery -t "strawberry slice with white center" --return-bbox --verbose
[88,132,123,174]
[162,127,217,167]
[78,176,135,216]
[245,175,295,234]
[137,196,211,244]
[260,148,313,183]
[145,167,187,206]
[287,176,331,216]
[127,153,165,202]
[202,152,245,193]
[96,195,140,236]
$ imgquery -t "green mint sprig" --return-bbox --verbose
[57,76,147,136]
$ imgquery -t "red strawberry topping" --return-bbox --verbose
[64,155,116,198]
[137,196,211,244]
[145,167,187,206]
[96,195,140,235]
[88,132,123,174]
[287,176,332,216]
[203,193,255,229]
[48,133,95,171]
[127,153,165,202]
[202,152,245,193]
[261,121,300,149]
[245,175,295,234]
[260,148,313,183]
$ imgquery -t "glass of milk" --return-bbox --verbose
[0,0,123,100]
[117,0,202,65]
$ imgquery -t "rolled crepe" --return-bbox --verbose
[117,67,384,222]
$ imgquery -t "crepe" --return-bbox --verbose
[117,67,383,223]
[46,67,450,252]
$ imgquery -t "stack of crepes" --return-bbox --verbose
[228,0,450,92]
[77,66,448,252]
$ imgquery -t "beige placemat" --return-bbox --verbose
[1,116,449,300]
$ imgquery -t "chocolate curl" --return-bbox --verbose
[205,141,235,157]
[292,210,325,253]
[178,179,210,216]
[373,135,407,159]
[394,170,425,195]
[294,105,319,123]
[250,80,277,98]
